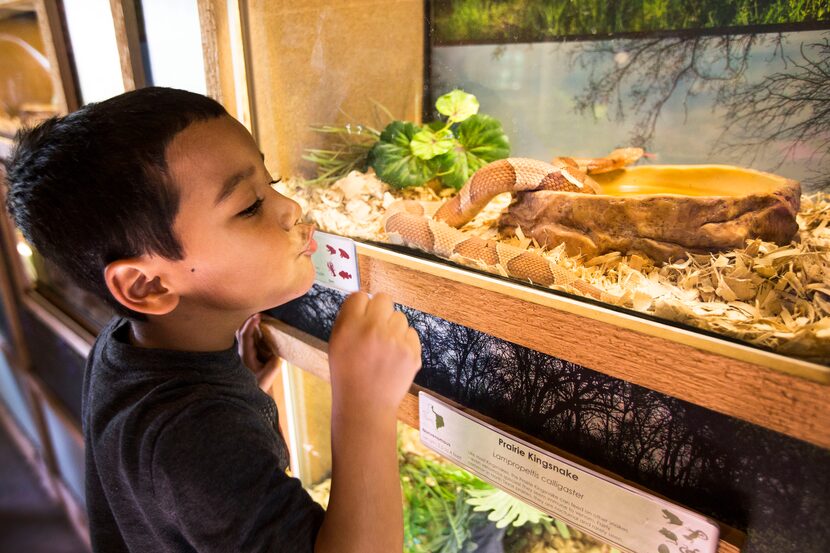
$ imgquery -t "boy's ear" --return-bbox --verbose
[104,259,179,316]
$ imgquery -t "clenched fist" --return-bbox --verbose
[328,292,422,416]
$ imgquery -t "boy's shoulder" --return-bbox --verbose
[89,317,242,378]
[84,317,254,428]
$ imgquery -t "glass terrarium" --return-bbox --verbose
[257,1,830,367]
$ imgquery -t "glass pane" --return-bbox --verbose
[2,151,111,333]
[281,362,332,487]
[0,353,41,449]
[303,419,617,553]
[62,0,124,104]
[0,4,60,137]
[13,227,114,332]
[43,400,86,508]
[277,2,830,366]
[279,360,616,551]
[137,0,206,94]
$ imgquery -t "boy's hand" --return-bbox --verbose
[328,292,421,416]
[237,313,280,392]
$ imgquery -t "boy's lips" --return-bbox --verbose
[300,225,317,256]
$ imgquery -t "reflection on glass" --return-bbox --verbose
[303,422,615,553]
[282,362,332,487]
[137,0,206,94]
[281,361,615,551]
[290,2,830,365]
[0,6,58,137]
[431,0,828,42]
[62,0,124,104]
[11,228,113,332]
[430,30,829,192]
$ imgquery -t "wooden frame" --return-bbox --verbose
[260,316,745,553]
[0,357,89,550]
[25,371,90,549]
[108,0,146,91]
[0,171,29,370]
[354,243,830,450]
[1,142,91,549]
[0,0,78,112]
[196,0,253,131]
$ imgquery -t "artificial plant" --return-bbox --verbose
[303,90,510,190]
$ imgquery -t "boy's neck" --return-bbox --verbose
[128,310,247,352]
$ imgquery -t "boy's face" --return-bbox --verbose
[163,115,316,315]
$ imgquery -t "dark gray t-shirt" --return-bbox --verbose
[82,317,324,552]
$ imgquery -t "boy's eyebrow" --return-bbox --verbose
[215,165,255,205]
[214,153,266,205]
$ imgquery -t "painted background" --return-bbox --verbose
[270,285,830,552]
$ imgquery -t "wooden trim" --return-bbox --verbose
[226,0,253,133]
[0,186,33,300]
[355,244,830,450]
[262,320,329,381]
[25,370,83,446]
[359,243,829,384]
[21,292,94,358]
[196,0,222,103]
[34,0,78,112]
[0,226,30,371]
[260,317,745,553]
[0,383,90,550]
[108,0,146,90]
[0,388,58,499]
[194,0,252,127]
[54,477,91,551]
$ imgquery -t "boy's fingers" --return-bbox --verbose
[237,314,254,340]
[241,340,259,371]
[238,314,263,370]
[257,357,281,392]
[388,310,409,336]
[406,328,422,361]
[339,291,369,320]
[366,292,394,321]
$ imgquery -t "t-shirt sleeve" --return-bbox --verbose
[151,399,324,552]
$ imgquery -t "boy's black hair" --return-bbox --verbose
[4,87,228,318]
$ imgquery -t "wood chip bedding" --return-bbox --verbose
[279,172,830,360]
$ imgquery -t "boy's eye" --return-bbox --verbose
[237,197,264,218]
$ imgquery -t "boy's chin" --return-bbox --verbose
[263,278,316,311]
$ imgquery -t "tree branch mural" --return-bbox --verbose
[571,34,775,147]
[718,33,830,188]
[569,31,829,190]
[273,286,830,551]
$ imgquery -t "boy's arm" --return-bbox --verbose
[314,292,421,553]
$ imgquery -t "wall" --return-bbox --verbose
[244,0,424,178]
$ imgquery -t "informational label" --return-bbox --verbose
[311,231,360,293]
[419,393,719,553]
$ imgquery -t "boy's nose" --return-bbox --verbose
[277,197,302,230]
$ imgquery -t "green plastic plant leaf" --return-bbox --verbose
[439,114,510,189]
[554,519,571,539]
[465,488,549,529]
[369,121,436,189]
[435,89,480,123]
[411,127,456,160]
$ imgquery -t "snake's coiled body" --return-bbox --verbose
[433,157,599,228]
[382,149,643,302]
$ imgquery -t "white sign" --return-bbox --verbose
[419,393,719,553]
[311,231,360,293]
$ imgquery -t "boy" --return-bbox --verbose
[5,87,421,552]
